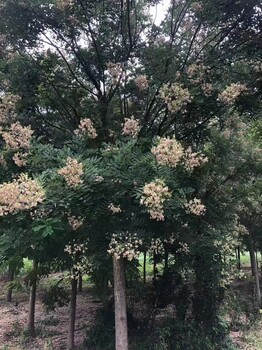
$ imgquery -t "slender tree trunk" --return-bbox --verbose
[236,246,241,270]
[6,266,15,302]
[143,252,146,284]
[113,256,128,350]
[153,252,156,282]
[164,250,169,272]
[249,236,261,307]
[27,260,38,337]
[78,274,83,293]
[67,277,78,350]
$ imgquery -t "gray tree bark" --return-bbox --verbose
[249,236,261,307]
[113,256,128,350]
[27,260,37,337]
[67,277,78,350]
[6,266,15,302]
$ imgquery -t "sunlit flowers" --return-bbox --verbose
[68,215,84,231]
[134,75,149,90]
[151,137,184,168]
[218,83,247,105]
[0,122,33,149]
[58,157,84,188]
[160,83,191,113]
[107,232,142,261]
[12,152,28,167]
[0,174,45,216]
[185,198,206,216]
[74,118,97,139]
[140,179,171,221]
[122,116,140,138]
[108,203,122,214]
[183,147,208,171]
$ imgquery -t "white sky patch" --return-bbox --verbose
[149,0,170,26]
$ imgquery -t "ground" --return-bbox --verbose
[0,275,100,350]
[0,264,262,350]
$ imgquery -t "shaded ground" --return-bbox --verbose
[0,276,101,350]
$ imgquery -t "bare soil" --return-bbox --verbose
[0,276,101,350]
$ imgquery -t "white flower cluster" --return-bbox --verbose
[68,215,84,231]
[12,152,28,167]
[149,238,165,255]
[0,174,45,216]
[64,241,91,279]
[58,157,84,188]
[122,117,141,138]
[134,75,149,90]
[183,146,208,171]
[74,118,97,139]
[0,94,20,124]
[176,242,190,254]
[107,232,142,261]
[108,203,122,214]
[140,179,171,221]
[160,83,191,113]
[218,83,247,105]
[151,137,184,168]
[185,198,206,216]
[0,122,33,150]
[107,62,124,85]
[56,0,74,11]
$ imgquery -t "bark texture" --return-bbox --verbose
[249,236,261,307]
[27,260,37,337]
[113,256,128,350]
[67,277,78,350]
[6,266,15,302]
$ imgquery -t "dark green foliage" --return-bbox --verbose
[41,280,70,312]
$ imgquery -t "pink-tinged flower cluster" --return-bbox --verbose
[57,157,84,188]
[0,122,33,149]
[122,117,141,138]
[202,83,214,96]
[107,232,142,261]
[134,75,149,90]
[0,154,7,168]
[183,147,208,171]
[56,0,74,10]
[74,118,97,139]
[151,137,184,168]
[68,215,84,231]
[140,179,171,221]
[64,240,91,279]
[160,83,191,113]
[185,198,206,216]
[0,94,20,124]
[0,173,45,216]
[108,203,122,214]
[107,62,124,85]
[149,238,165,254]
[218,83,247,105]
[12,152,28,167]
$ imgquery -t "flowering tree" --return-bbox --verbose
[0,0,261,349]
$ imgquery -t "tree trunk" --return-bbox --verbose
[78,274,83,293]
[113,256,128,350]
[27,260,37,337]
[236,246,241,270]
[143,252,146,284]
[67,277,78,350]
[249,236,261,307]
[164,250,169,272]
[153,252,157,282]
[6,266,15,302]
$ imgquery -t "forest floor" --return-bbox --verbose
[0,271,262,350]
[0,275,101,350]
